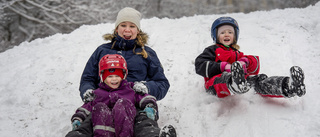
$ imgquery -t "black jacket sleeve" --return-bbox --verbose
[195,45,222,78]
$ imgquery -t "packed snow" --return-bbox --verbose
[1,3,320,137]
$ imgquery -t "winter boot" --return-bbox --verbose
[252,66,306,98]
[254,76,288,96]
[228,61,250,94]
[286,66,306,97]
[134,111,161,137]
[65,114,93,137]
[159,125,177,137]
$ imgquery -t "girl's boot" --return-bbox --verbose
[227,61,250,94]
[248,66,306,97]
[206,61,251,97]
[286,66,306,97]
[290,66,306,97]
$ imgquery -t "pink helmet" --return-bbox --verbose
[99,54,128,81]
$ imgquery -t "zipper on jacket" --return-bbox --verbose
[235,50,238,61]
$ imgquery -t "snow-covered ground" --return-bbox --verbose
[1,3,320,137]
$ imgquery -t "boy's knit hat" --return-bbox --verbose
[217,25,235,35]
[115,7,141,30]
[101,69,124,82]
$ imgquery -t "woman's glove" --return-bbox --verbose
[220,62,231,72]
[133,81,149,95]
[72,120,81,130]
[83,89,94,103]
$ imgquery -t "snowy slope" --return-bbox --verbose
[1,3,320,137]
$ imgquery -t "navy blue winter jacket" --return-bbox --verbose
[79,36,170,101]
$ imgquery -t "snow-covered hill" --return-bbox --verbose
[1,3,320,137]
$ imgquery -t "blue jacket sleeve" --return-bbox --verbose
[79,48,101,99]
[144,49,170,101]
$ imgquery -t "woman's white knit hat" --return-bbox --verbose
[115,7,141,30]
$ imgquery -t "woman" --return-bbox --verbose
[68,7,176,137]
[80,7,169,102]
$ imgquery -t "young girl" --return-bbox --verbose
[69,54,158,137]
[195,16,306,98]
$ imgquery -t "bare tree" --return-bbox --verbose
[0,0,157,52]
[0,0,95,52]
[0,0,318,53]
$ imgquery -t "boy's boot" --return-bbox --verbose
[159,125,177,137]
[227,61,250,94]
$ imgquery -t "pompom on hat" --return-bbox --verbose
[115,7,142,30]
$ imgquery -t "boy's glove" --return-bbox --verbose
[72,120,81,130]
[83,89,94,103]
[143,104,157,121]
[238,57,249,74]
[220,62,231,72]
[133,81,148,95]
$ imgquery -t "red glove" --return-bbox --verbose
[220,62,231,72]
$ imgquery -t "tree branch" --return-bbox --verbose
[7,5,59,33]
[26,0,66,14]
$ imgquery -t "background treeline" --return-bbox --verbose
[0,0,318,52]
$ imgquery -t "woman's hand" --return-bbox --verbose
[83,89,95,103]
[133,81,149,94]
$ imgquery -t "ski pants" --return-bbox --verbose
[205,73,233,98]
[204,73,286,98]
[66,99,137,137]
[65,102,160,137]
